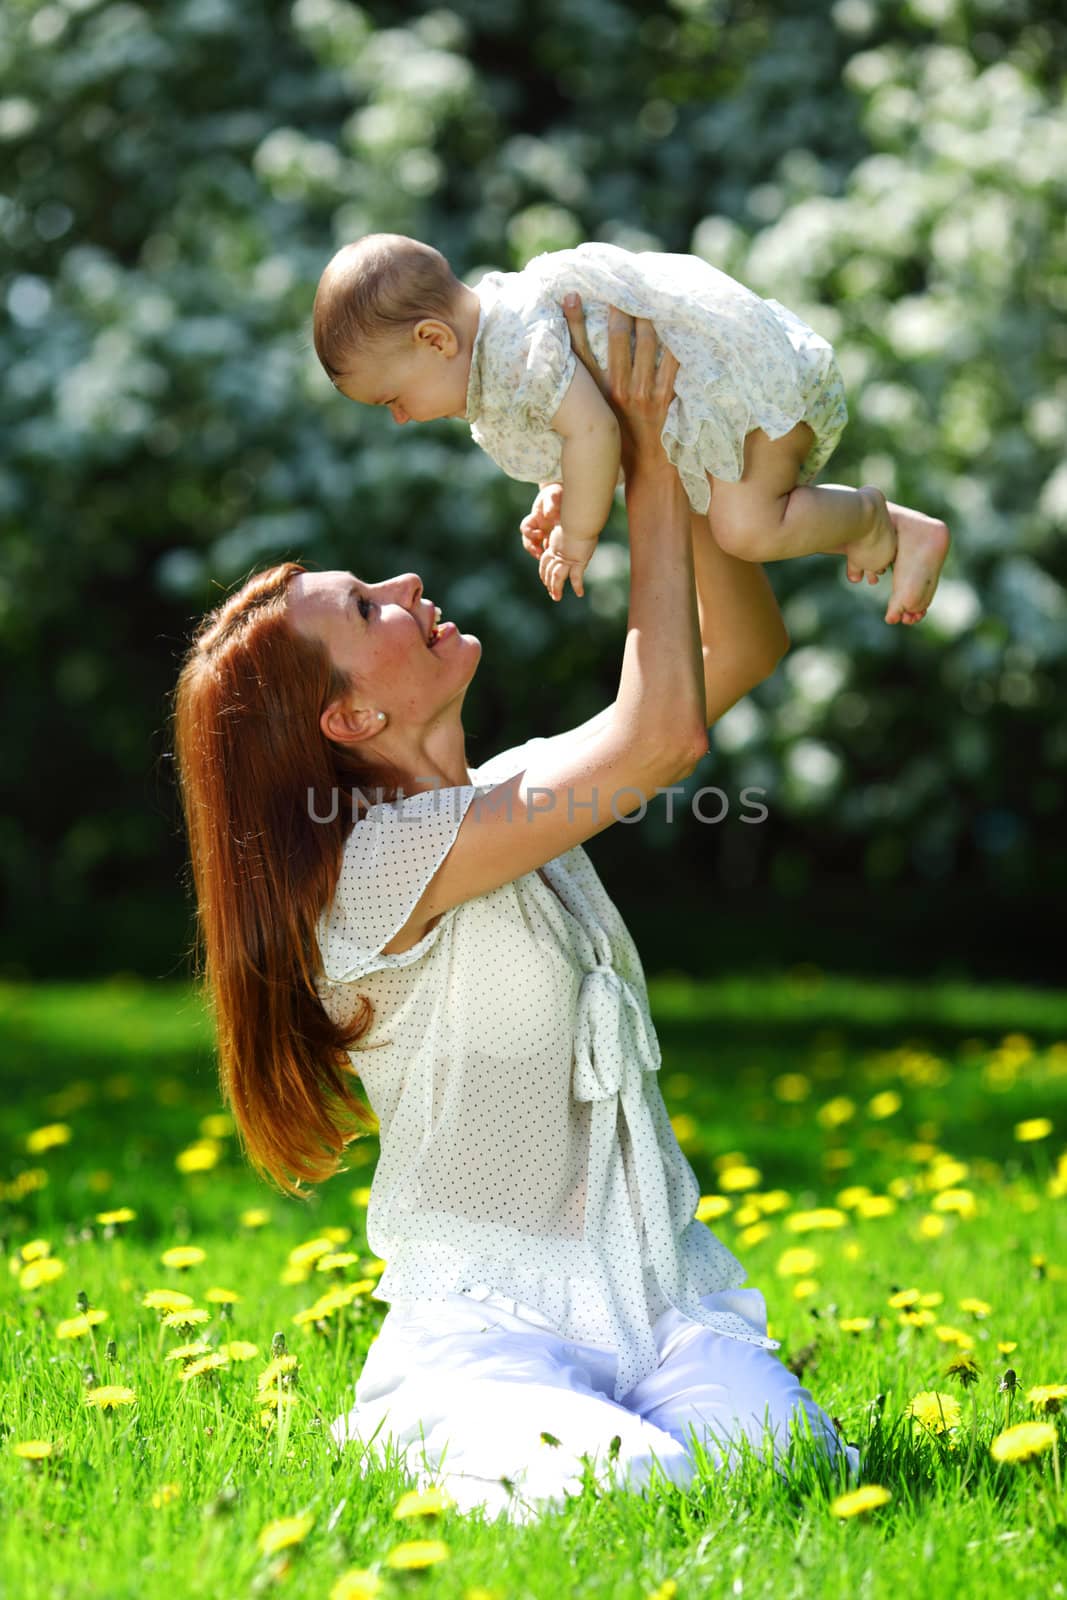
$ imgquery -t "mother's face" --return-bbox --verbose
[286,568,480,746]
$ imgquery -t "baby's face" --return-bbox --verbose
[336,325,470,426]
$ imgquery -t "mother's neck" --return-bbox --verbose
[379,713,474,794]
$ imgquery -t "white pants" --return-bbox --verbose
[331,1283,862,1524]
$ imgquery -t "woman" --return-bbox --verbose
[173,300,861,1525]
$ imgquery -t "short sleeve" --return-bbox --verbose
[316,784,480,983]
[513,316,577,432]
[467,735,550,789]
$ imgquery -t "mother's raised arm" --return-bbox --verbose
[562,293,791,728]
[388,302,719,945]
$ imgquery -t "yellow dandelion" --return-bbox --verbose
[648,1584,678,1600]
[934,1326,975,1349]
[25,1123,72,1154]
[151,1483,181,1509]
[142,1289,194,1312]
[258,1354,299,1391]
[815,1097,855,1129]
[95,1208,136,1226]
[777,1247,820,1277]
[927,1158,970,1190]
[792,1278,819,1299]
[257,1389,299,1407]
[856,1195,897,1219]
[13,1440,54,1460]
[162,1307,211,1329]
[292,1305,324,1329]
[322,1226,352,1244]
[784,1208,847,1233]
[670,1112,699,1147]
[917,1214,946,1239]
[823,1148,855,1171]
[839,1317,875,1334]
[998,1341,1018,1355]
[179,1353,230,1381]
[205,1287,241,1304]
[1014,1118,1053,1143]
[176,1142,221,1174]
[20,1258,66,1290]
[867,1091,902,1120]
[773,1073,811,1102]
[836,1186,872,1209]
[383,1540,450,1571]
[160,1246,206,1270]
[905,1391,961,1434]
[257,1514,315,1556]
[6,1169,48,1200]
[199,1113,232,1139]
[696,1195,732,1220]
[56,1310,108,1340]
[740,1222,773,1246]
[733,1204,763,1227]
[1026,1384,1067,1414]
[218,1340,259,1362]
[287,1238,336,1270]
[900,1308,938,1329]
[330,1571,385,1600]
[719,1165,762,1192]
[316,1252,360,1272]
[164,1341,213,1364]
[240,1208,271,1228]
[12,1240,48,1265]
[830,1483,892,1517]
[393,1487,456,1519]
[888,1288,922,1309]
[931,1189,977,1219]
[85,1386,137,1410]
[958,1297,993,1318]
[990,1422,1057,1463]
[945,1352,982,1386]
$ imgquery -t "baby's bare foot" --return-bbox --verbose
[841,486,897,585]
[883,502,951,624]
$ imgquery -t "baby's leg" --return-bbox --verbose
[707,422,896,571]
[706,425,950,624]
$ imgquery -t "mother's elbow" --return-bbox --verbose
[676,726,711,777]
[749,627,791,684]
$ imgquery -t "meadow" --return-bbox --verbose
[2,971,1064,1599]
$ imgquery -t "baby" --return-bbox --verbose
[312,233,950,623]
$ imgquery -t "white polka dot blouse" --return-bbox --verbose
[315,734,781,1403]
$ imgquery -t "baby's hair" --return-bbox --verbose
[312,233,463,384]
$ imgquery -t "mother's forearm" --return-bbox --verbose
[612,459,708,756]
[691,516,791,726]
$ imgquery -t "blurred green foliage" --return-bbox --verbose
[0,0,1064,979]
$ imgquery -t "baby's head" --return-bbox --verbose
[313,234,475,425]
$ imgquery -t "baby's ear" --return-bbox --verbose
[414,317,458,356]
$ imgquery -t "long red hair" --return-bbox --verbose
[170,560,402,1201]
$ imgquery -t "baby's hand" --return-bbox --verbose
[519,483,563,561]
[538,526,596,602]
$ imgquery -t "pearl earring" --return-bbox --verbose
[376,712,386,723]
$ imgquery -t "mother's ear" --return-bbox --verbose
[320,700,389,746]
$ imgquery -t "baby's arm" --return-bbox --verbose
[539,362,621,600]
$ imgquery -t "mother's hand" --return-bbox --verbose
[561,294,679,480]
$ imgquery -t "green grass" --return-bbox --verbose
[1,975,1065,1599]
